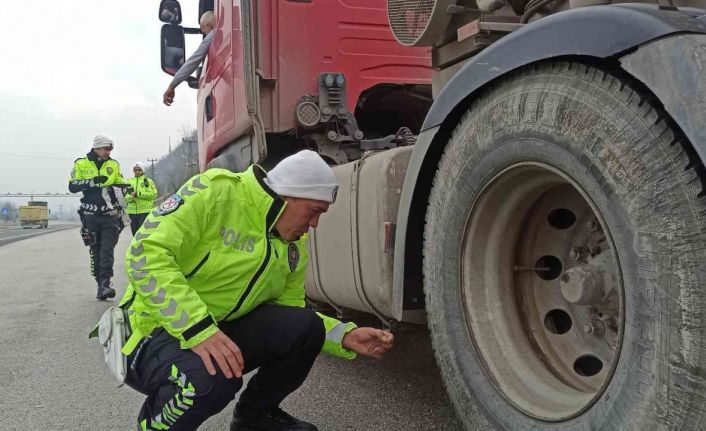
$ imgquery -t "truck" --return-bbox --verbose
[158,0,706,429]
[19,201,49,229]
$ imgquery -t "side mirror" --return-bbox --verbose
[159,0,182,25]
[161,24,185,76]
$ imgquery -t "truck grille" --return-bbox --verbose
[387,0,436,46]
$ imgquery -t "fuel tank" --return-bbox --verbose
[305,147,413,318]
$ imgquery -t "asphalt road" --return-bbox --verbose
[0,223,80,247]
[0,228,462,430]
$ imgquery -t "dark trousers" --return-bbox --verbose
[127,304,325,430]
[84,213,121,283]
[129,212,149,236]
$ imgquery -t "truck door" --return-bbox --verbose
[201,1,237,151]
[200,0,266,170]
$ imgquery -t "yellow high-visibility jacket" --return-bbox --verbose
[68,151,127,214]
[125,175,157,214]
[118,166,357,359]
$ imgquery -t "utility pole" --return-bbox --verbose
[147,158,158,182]
[181,155,198,177]
[182,139,198,177]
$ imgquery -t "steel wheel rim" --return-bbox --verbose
[459,162,625,421]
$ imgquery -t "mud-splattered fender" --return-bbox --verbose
[391,6,706,320]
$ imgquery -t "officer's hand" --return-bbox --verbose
[191,330,244,379]
[91,175,109,186]
[163,86,176,106]
[342,327,394,360]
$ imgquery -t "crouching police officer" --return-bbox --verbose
[69,135,127,300]
[125,161,158,235]
[118,150,394,430]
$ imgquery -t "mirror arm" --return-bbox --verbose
[184,27,202,35]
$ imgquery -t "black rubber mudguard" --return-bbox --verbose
[621,32,706,165]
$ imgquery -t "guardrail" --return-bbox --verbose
[0,193,79,198]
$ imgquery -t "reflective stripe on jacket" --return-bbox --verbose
[68,152,127,214]
[125,176,157,214]
[118,166,357,359]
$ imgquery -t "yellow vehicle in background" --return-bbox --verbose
[19,201,49,229]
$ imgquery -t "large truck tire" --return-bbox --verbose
[423,61,706,430]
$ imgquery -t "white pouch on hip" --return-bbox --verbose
[91,306,130,387]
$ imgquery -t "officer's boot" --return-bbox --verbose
[96,279,116,301]
[230,403,317,431]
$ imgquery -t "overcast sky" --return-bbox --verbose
[0,0,202,197]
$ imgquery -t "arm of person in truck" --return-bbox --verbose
[163,31,214,106]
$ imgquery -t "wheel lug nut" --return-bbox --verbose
[583,320,605,336]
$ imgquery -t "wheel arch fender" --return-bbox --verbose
[391,5,706,320]
[620,33,706,170]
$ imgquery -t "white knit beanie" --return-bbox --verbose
[133,161,146,170]
[264,150,339,203]
[92,134,114,149]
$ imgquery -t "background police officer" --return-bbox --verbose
[69,135,127,300]
[117,150,394,430]
[125,161,158,235]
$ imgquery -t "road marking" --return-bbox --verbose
[1,231,50,240]
[0,226,78,242]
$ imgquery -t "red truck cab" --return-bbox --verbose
[160,0,432,170]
